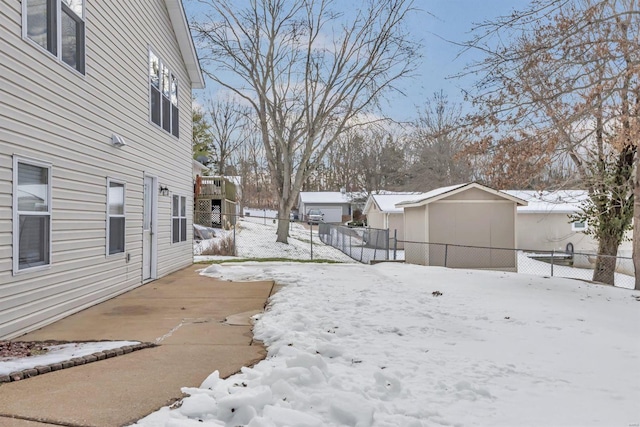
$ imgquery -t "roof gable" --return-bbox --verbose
[165,0,205,89]
[395,182,528,208]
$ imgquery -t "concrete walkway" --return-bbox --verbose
[0,264,275,427]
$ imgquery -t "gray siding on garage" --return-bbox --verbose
[0,1,195,338]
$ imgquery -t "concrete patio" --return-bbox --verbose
[0,264,275,427]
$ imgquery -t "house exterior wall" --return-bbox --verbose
[365,204,384,229]
[403,206,428,265]
[516,212,597,252]
[0,0,195,339]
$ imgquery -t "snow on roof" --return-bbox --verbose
[299,192,352,204]
[503,190,588,214]
[395,183,528,208]
[368,192,425,213]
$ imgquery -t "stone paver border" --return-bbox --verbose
[0,341,156,383]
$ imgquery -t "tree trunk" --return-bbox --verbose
[275,197,292,243]
[634,153,640,290]
[592,235,621,285]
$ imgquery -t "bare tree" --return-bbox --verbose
[204,99,250,175]
[461,0,638,285]
[192,0,419,242]
[405,91,472,190]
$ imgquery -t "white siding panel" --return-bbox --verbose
[0,0,195,339]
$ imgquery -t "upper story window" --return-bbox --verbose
[13,157,52,274]
[24,0,86,74]
[149,50,179,138]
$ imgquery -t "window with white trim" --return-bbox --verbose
[571,221,586,232]
[107,179,125,255]
[172,195,187,243]
[149,50,179,137]
[13,157,52,273]
[24,0,85,74]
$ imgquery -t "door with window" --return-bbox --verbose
[143,175,157,280]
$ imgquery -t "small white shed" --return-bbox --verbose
[397,183,527,271]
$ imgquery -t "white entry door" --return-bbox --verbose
[143,175,157,280]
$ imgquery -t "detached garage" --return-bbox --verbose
[398,183,527,271]
[298,192,352,223]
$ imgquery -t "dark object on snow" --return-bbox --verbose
[194,224,216,241]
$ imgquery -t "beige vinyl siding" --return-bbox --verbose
[387,213,405,249]
[403,206,427,265]
[365,204,384,229]
[516,212,598,252]
[428,201,516,270]
[0,0,194,339]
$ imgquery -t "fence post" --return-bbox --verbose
[349,231,352,259]
[374,229,380,262]
[444,244,448,267]
[393,229,397,260]
[233,222,236,256]
[385,229,389,260]
[310,223,313,260]
[550,250,554,276]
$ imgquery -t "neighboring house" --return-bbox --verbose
[194,175,240,228]
[298,191,353,223]
[0,0,205,339]
[363,192,424,248]
[503,190,633,253]
[397,183,527,271]
[192,159,209,180]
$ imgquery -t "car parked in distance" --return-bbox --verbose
[307,209,324,224]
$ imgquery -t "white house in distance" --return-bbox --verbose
[297,191,353,223]
[363,192,424,247]
[397,183,527,271]
[0,0,205,339]
[503,190,633,253]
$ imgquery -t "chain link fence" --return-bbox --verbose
[399,240,635,288]
[318,223,389,263]
[193,213,635,287]
[194,213,355,262]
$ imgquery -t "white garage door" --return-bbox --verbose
[316,207,343,223]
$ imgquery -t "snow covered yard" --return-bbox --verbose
[195,217,355,263]
[136,262,640,427]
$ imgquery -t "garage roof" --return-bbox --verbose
[364,192,425,214]
[395,182,527,208]
[299,192,352,204]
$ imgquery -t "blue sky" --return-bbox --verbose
[184,0,532,122]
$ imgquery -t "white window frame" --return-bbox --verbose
[12,156,53,275]
[106,178,126,256]
[148,48,179,138]
[171,194,187,243]
[22,0,86,75]
[571,221,587,232]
